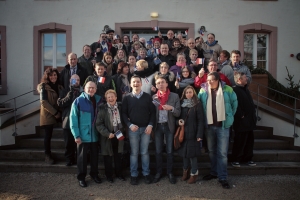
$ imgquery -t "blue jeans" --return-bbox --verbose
[128,127,150,177]
[206,126,229,180]
[155,123,173,174]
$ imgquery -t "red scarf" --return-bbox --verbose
[176,62,186,67]
[157,89,170,110]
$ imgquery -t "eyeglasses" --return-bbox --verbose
[182,71,189,73]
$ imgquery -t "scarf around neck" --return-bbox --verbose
[176,62,186,67]
[206,40,218,47]
[181,99,195,108]
[48,81,59,95]
[206,83,225,125]
[157,89,170,110]
[107,103,122,132]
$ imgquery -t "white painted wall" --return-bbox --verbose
[256,109,300,146]
[0,0,299,107]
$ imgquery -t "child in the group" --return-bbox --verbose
[102,52,114,76]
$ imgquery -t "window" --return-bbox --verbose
[0,26,7,95]
[42,33,66,74]
[33,23,71,94]
[239,23,277,78]
[244,33,268,69]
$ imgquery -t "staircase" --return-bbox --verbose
[0,125,300,176]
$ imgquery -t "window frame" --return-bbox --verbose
[0,25,7,95]
[33,23,71,94]
[239,23,277,78]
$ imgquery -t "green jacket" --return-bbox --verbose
[198,82,238,129]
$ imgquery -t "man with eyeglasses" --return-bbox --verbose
[194,60,231,90]
[90,33,117,61]
[198,71,237,189]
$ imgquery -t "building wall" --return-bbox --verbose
[0,0,300,104]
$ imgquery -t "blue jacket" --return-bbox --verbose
[198,82,238,129]
[70,92,101,143]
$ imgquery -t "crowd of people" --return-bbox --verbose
[37,29,257,189]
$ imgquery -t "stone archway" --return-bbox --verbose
[115,20,194,39]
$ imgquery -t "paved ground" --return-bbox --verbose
[0,172,300,200]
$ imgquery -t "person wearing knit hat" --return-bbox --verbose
[106,29,115,43]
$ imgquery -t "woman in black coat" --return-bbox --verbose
[177,86,204,184]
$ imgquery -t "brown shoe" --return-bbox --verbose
[187,170,198,184]
[181,169,190,181]
[45,154,54,165]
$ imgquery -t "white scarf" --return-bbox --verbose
[207,83,226,125]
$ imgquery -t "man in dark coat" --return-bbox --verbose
[60,53,88,89]
[90,33,117,61]
[153,44,176,72]
[57,74,82,166]
[77,45,96,76]
[231,72,257,168]
[152,75,181,184]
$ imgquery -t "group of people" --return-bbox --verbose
[37,28,257,189]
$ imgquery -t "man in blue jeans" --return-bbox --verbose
[152,75,181,184]
[122,75,156,185]
[198,70,237,189]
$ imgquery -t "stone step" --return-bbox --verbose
[0,160,299,176]
[1,148,299,163]
[252,139,290,150]
[18,138,65,149]
[38,128,64,138]
[253,129,272,139]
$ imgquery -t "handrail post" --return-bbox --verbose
[256,83,260,121]
[293,98,299,138]
[12,98,18,136]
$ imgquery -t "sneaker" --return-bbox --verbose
[247,161,256,166]
[130,176,138,185]
[144,174,153,184]
[202,174,218,180]
[219,180,230,189]
[231,162,240,168]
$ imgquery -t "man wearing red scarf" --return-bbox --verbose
[152,75,181,184]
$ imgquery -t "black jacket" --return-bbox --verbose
[59,63,88,89]
[77,55,95,76]
[184,47,204,64]
[177,102,205,158]
[154,54,176,72]
[57,86,81,129]
[84,72,115,98]
[233,84,257,132]
[151,71,176,95]
[112,73,132,102]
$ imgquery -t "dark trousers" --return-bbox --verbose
[63,129,77,162]
[103,137,122,178]
[43,124,54,155]
[77,142,99,181]
[231,130,254,162]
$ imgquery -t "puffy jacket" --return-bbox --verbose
[70,92,101,143]
[198,82,238,129]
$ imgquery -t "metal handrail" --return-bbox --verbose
[0,90,39,136]
[249,81,299,138]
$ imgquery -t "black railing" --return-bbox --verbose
[0,90,39,136]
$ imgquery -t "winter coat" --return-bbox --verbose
[170,45,186,57]
[176,77,195,98]
[152,92,181,135]
[154,53,176,72]
[228,61,252,84]
[70,92,101,143]
[57,86,82,129]
[84,72,115,98]
[184,47,204,64]
[96,103,125,156]
[133,67,155,95]
[177,103,205,158]
[77,54,95,76]
[169,65,194,77]
[194,72,231,89]
[151,71,176,95]
[90,41,117,61]
[198,41,222,65]
[112,73,132,102]
[59,63,88,89]
[198,82,238,129]
[233,84,257,132]
[37,83,63,126]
